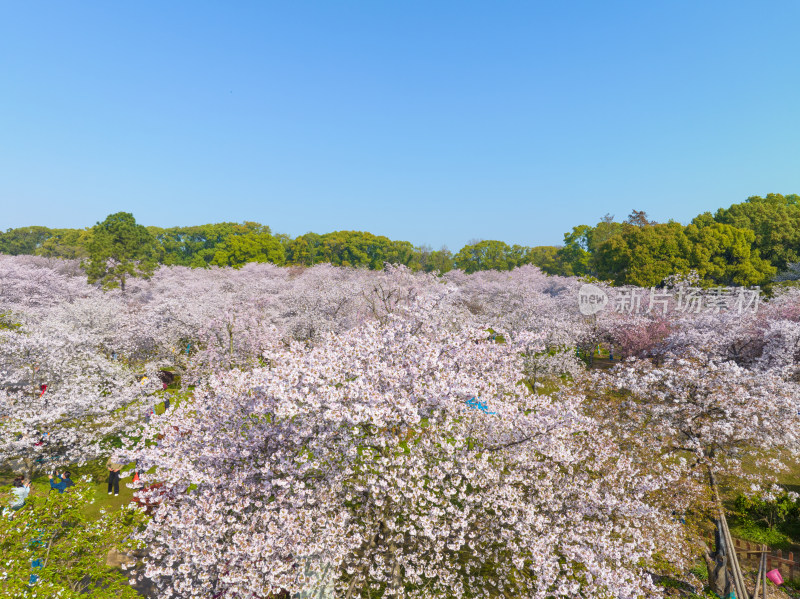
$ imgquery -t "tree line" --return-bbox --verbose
[1,192,799,287]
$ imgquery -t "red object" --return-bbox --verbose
[131,483,176,515]
[162,382,168,390]
[39,384,47,397]
[767,569,784,585]
[132,472,139,483]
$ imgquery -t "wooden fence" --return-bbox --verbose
[733,537,800,581]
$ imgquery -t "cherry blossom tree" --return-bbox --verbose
[0,317,155,478]
[589,353,800,596]
[602,314,673,360]
[131,314,685,599]
[7,253,800,597]
[0,258,159,477]
[0,255,88,309]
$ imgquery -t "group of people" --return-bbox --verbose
[2,471,78,516]
[4,398,169,514]
[2,470,75,516]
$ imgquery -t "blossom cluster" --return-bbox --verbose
[1,255,798,597]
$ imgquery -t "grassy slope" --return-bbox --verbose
[726,455,800,551]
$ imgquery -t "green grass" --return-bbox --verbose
[1,458,139,521]
[0,390,180,517]
[688,562,708,582]
[724,454,800,550]
[783,578,800,599]
[727,518,798,551]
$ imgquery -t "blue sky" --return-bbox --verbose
[2,1,799,250]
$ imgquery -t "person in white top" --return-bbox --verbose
[3,477,31,515]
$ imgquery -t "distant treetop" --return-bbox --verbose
[1,193,797,288]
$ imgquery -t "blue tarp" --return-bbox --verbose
[29,558,43,585]
[465,397,495,415]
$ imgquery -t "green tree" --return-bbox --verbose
[453,240,519,273]
[685,215,776,286]
[287,231,424,270]
[85,213,157,291]
[286,232,324,266]
[0,226,54,255]
[324,231,389,268]
[714,193,800,271]
[588,214,623,249]
[309,231,367,267]
[591,212,775,287]
[522,246,563,274]
[150,222,267,267]
[593,220,693,286]
[418,245,454,274]
[385,239,422,271]
[36,228,93,259]
[0,478,146,597]
[209,225,286,267]
[552,215,623,278]
[285,235,314,266]
[555,225,592,277]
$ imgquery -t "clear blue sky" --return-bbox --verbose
[2,1,799,250]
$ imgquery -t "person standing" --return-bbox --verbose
[106,457,123,496]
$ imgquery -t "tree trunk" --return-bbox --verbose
[707,467,748,599]
[388,542,402,598]
[228,324,234,370]
[344,525,382,599]
[702,523,733,599]
[23,456,36,481]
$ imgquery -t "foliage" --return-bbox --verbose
[734,487,798,528]
[0,226,53,256]
[416,244,455,274]
[714,193,800,272]
[554,203,783,286]
[454,239,526,273]
[84,212,157,291]
[727,519,796,550]
[37,228,93,260]
[286,230,422,270]
[685,215,776,286]
[2,192,799,284]
[208,223,286,267]
[731,486,800,548]
[0,477,146,597]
